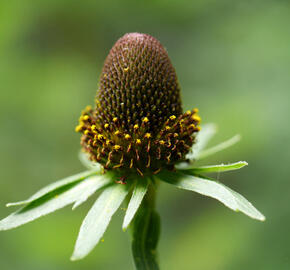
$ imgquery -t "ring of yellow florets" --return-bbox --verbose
[76,106,201,176]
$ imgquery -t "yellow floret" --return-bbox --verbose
[75,125,83,132]
[113,145,121,150]
[91,125,97,132]
[125,134,131,140]
[192,115,201,122]
[142,117,149,123]
[136,139,141,145]
[144,133,151,139]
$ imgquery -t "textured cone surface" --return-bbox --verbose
[76,33,200,176]
[97,33,182,133]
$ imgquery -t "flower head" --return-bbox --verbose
[76,33,201,175]
[0,33,265,270]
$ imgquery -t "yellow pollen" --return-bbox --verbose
[97,134,104,140]
[186,110,191,115]
[192,115,201,122]
[91,125,97,132]
[104,123,109,129]
[106,139,111,145]
[174,133,179,137]
[84,130,89,135]
[134,124,139,130]
[85,105,92,111]
[83,115,89,121]
[113,145,121,150]
[75,125,83,132]
[113,117,118,122]
[170,115,176,120]
[114,130,121,136]
[142,117,149,123]
[193,108,199,113]
[124,67,129,72]
[190,124,196,129]
[125,134,131,140]
[136,139,141,145]
[144,133,151,139]
[165,126,171,131]
[197,126,201,131]
[159,140,165,145]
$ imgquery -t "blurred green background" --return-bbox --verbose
[1,0,289,269]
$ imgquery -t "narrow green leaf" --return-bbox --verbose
[7,170,98,207]
[0,177,104,231]
[156,170,265,221]
[79,151,102,171]
[71,183,130,261]
[72,175,112,210]
[198,134,241,160]
[180,161,248,174]
[132,205,160,270]
[186,123,217,161]
[123,178,149,230]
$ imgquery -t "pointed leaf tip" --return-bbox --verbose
[156,170,265,222]
[0,178,103,231]
[180,161,248,173]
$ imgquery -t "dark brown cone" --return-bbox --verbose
[96,33,182,134]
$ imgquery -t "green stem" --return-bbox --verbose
[131,179,160,270]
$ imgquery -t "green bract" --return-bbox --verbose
[0,123,265,269]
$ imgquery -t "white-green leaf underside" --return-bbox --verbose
[0,175,111,231]
[155,170,265,221]
[123,178,149,230]
[180,161,248,174]
[71,183,131,261]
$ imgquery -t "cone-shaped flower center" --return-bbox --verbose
[76,33,200,176]
[97,33,182,134]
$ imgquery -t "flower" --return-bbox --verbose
[0,33,265,270]
[75,33,200,176]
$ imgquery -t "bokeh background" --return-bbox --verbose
[1,0,289,269]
